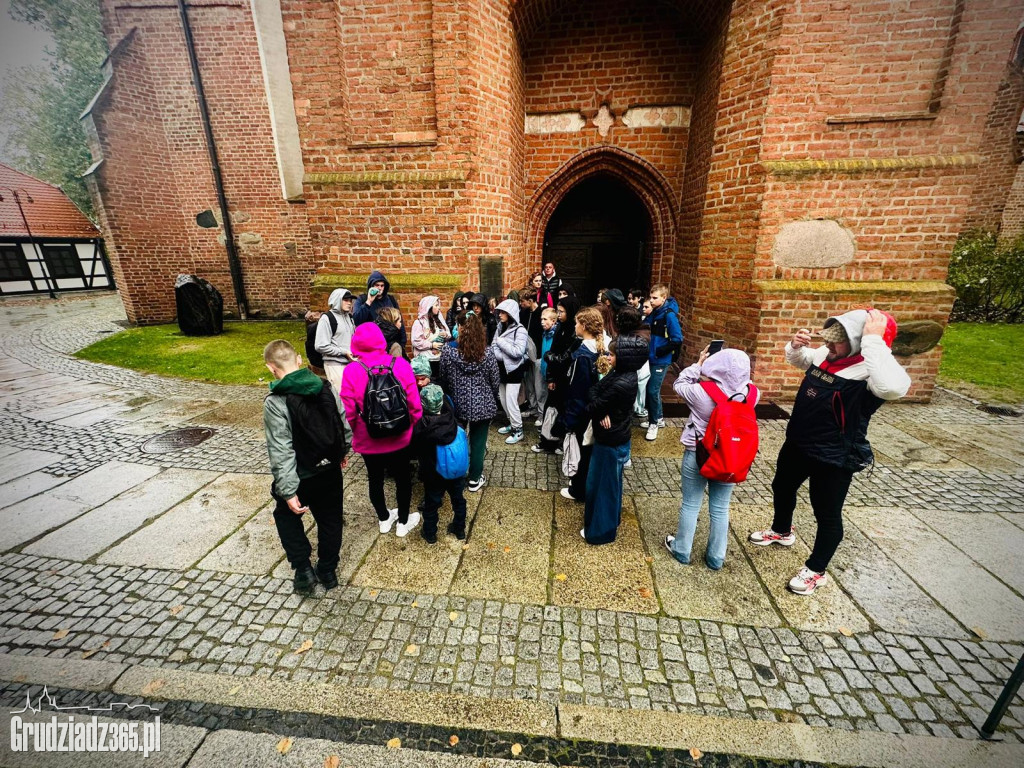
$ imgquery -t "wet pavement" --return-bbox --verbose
[0,292,1022,755]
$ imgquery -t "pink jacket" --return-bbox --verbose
[341,323,422,454]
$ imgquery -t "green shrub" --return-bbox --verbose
[947,229,1024,323]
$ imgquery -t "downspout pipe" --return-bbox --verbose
[176,0,249,319]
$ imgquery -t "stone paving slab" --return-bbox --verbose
[845,506,1024,641]
[196,501,283,574]
[23,395,120,424]
[96,473,267,570]
[0,447,65,485]
[551,495,658,614]
[0,461,162,552]
[866,421,973,471]
[450,488,552,604]
[634,496,783,627]
[25,468,220,561]
[788,505,968,639]
[0,470,69,512]
[731,505,871,635]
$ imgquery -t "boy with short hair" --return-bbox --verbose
[412,385,468,543]
[642,283,683,441]
[263,340,352,594]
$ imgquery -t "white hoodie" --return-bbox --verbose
[315,288,356,367]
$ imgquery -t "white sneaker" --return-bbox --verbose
[555,447,563,455]
[645,424,659,441]
[396,512,421,538]
[467,476,486,492]
[497,425,512,435]
[580,528,587,540]
[378,508,399,534]
[560,487,579,502]
[534,418,543,427]
[624,459,632,469]
[640,419,650,428]
[748,528,796,547]
[788,567,828,595]
[505,430,524,445]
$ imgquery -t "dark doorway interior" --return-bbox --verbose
[542,176,650,304]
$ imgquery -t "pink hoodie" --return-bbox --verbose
[341,323,423,454]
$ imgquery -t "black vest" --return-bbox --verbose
[787,365,882,471]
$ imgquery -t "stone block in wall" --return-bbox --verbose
[772,220,855,269]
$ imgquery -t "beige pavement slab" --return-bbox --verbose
[634,496,782,626]
[450,488,552,604]
[25,468,219,561]
[97,473,267,570]
[731,504,871,634]
[0,461,161,551]
[890,419,1021,473]
[630,427,683,459]
[197,501,283,574]
[185,400,264,430]
[1000,512,1024,532]
[148,398,228,424]
[23,396,118,423]
[0,447,64,484]
[790,505,967,638]
[0,470,68,511]
[550,494,658,613]
[847,506,1024,641]
[866,421,972,471]
[927,422,1024,469]
[52,402,131,428]
[352,483,483,593]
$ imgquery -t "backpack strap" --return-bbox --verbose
[699,380,728,405]
[326,311,338,335]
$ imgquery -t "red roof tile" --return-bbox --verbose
[0,163,99,239]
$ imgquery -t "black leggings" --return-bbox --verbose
[363,446,413,524]
[771,440,854,574]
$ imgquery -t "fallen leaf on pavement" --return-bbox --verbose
[638,587,653,599]
[52,629,69,640]
[644,556,653,564]
[141,679,164,696]
[13,675,26,683]
[169,605,184,616]
[838,626,853,637]
[448,734,459,747]
[386,738,401,749]
[449,611,459,621]
[324,756,340,768]
[405,644,420,657]
[689,747,703,760]
[411,601,419,608]
[462,544,470,550]
[369,590,378,597]
[971,626,988,640]
[503,546,511,553]
[228,686,241,695]
[487,542,496,549]
[511,743,523,756]
[102,640,110,648]
[554,573,567,581]
[276,737,293,755]
[293,639,313,655]
[81,649,98,659]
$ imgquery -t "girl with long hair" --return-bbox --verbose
[375,307,406,358]
[439,312,501,492]
[532,296,580,453]
[412,295,452,377]
[559,305,605,501]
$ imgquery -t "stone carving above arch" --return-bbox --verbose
[772,219,856,269]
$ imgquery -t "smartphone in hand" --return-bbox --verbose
[708,339,724,356]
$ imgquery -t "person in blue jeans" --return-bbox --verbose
[665,347,758,569]
[642,283,682,441]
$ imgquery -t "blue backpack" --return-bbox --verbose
[436,427,469,480]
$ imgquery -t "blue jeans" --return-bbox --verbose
[645,364,668,423]
[669,449,734,569]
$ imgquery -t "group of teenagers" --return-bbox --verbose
[265,265,911,600]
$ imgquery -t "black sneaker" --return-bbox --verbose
[293,565,318,594]
[447,522,466,541]
[316,569,339,590]
[422,529,438,544]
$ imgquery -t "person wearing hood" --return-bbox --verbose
[445,292,466,329]
[749,308,910,596]
[315,288,356,393]
[467,292,497,343]
[642,283,683,441]
[341,323,424,538]
[263,340,352,594]
[665,347,759,570]
[411,295,451,376]
[353,270,407,347]
[491,298,529,444]
[412,384,468,543]
[439,311,501,492]
[580,334,649,545]
[533,296,581,453]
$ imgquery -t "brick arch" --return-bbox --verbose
[526,147,678,286]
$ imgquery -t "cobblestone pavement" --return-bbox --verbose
[0,293,1023,748]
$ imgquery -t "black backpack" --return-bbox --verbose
[358,359,411,438]
[285,381,348,473]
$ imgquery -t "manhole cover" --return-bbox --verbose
[978,404,1022,417]
[141,427,215,454]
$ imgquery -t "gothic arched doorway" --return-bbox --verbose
[542,176,651,304]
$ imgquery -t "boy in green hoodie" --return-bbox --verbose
[263,340,352,594]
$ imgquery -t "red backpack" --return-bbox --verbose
[695,381,759,483]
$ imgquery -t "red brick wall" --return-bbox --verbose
[91,0,312,324]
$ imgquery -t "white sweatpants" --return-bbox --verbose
[499,383,522,431]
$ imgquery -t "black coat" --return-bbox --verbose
[584,335,649,446]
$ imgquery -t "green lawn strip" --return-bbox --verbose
[75,321,306,387]
[937,322,1024,404]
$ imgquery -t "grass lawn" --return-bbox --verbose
[75,321,306,387]
[938,322,1024,404]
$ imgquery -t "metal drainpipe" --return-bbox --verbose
[176,0,249,319]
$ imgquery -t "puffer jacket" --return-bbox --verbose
[438,343,500,422]
[340,323,422,454]
[561,340,599,436]
[585,335,649,445]
[491,299,528,373]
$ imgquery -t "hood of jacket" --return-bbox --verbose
[700,348,753,398]
[495,298,520,325]
[824,309,868,356]
[417,295,439,319]
[467,292,488,310]
[269,367,324,396]
[651,296,679,320]
[613,335,649,373]
[365,270,391,297]
[604,288,626,311]
[328,288,354,312]
[351,322,386,357]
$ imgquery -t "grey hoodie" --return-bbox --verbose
[491,298,528,371]
[315,288,356,367]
